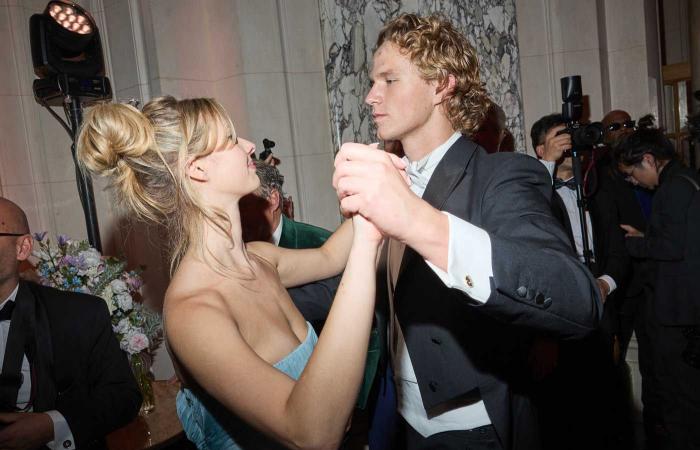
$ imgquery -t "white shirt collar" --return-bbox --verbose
[402,132,462,196]
[1,284,19,308]
[272,217,284,246]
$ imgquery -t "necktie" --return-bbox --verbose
[554,178,577,191]
[406,164,429,191]
[0,302,14,322]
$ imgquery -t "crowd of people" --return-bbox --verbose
[1,11,698,450]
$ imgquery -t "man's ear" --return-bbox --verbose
[535,144,545,159]
[16,235,33,262]
[186,157,209,182]
[269,189,281,211]
[434,74,457,105]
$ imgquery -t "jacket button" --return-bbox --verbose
[428,380,438,392]
[535,293,545,305]
[63,440,72,449]
[516,286,528,298]
[465,275,474,288]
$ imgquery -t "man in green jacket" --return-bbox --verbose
[240,161,331,249]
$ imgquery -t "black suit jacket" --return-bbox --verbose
[17,281,141,449]
[550,165,630,291]
[625,160,700,325]
[380,137,601,450]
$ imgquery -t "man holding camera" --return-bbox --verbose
[530,113,634,449]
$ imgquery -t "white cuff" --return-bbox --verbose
[598,275,617,295]
[424,212,493,303]
[539,159,556,181]
[45,410,76,450]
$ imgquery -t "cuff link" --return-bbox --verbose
[464,275,474,288]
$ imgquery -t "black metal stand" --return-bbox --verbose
[66,96,102,252]
[571,147,593,269]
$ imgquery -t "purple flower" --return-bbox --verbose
[33,232,47,242]
[57,234,70,246]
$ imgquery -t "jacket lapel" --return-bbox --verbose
[18,282,56,412]
[397,136,479,278]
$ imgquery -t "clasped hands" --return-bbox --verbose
[333,142,415,242]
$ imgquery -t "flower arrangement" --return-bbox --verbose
[31,232,162,358]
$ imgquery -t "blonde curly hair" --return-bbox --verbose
[376,13,491,136]
[76,97,241,276]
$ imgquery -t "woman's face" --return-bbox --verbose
[618,153,660,189]
[197,133,260,198]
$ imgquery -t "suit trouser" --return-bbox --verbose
[648,317,700,450]
[614,291,662,431]
[394,416,502,450]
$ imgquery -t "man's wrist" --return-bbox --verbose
[402,199,449,269]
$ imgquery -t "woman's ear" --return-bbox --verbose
[186,157,209,182]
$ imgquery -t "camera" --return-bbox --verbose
[258,138,275,161]
[557,76,604,149]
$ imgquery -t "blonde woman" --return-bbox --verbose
[76,97,388,450]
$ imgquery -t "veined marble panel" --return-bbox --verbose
[319,0,525,152]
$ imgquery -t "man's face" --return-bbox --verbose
[239,191,277,243]
[365,42,439,143]
[0,235,25,285]
[618,154,659,189]
[603,111,634,147]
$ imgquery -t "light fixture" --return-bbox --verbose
[29,1,112,250]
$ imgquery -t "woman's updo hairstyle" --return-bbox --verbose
[77,96,238,274]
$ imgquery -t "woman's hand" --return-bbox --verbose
[352,214,383,246]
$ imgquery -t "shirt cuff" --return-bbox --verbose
[539,159,556,181]
[598,275,617,295]
[45,410,76,450]
[424,212,493,303]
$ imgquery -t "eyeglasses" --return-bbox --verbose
[607,120,636,132]
[0,233,27,237]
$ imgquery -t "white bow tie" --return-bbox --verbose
[406,163,430,191]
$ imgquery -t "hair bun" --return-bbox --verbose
[77,102,155,176]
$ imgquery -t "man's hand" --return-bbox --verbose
[539,124,571,162]
[620,224,644,238]
[333,143,414,240]
[0,412,53,450]
[596,278,611,304]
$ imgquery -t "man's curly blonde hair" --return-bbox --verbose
[376,13,491,136]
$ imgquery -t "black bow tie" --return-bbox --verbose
[0,302,15,322]
[554,178,577,191]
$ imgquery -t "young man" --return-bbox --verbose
[332,13,601,450]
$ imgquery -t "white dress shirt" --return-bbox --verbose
[271,217,284,246]
[1,284,75,450]
[539,160,617,293]
[391,132,494,437]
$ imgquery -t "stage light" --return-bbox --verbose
[29,1,111,250]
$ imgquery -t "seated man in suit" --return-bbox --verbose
[531,114,633,449]
[0,197,141,450]
[240,160,331,248]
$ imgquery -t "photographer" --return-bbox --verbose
[530,113,632,450]
[616,128,700,449]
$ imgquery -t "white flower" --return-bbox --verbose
[121,330,149,354]
[114,318,131,334]
[78,248,102,269]
[110,279,129,294]
[99,285,116,314]
[115,292,133,311]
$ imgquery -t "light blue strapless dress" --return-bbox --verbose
[176,322,318,450]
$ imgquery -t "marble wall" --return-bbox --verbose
[319,0,526,152]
